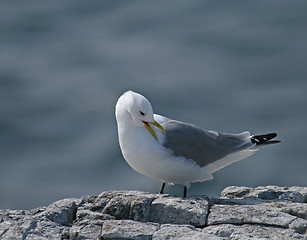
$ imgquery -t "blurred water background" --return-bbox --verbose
[1,0,306,210]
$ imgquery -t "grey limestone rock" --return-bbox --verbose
[207,203,298,227]
[222,185,307,203]
[153,224,221,240]
[43,198,79,226]
[101,219,159,240]
[149,195,209,226]
[0,208,68,240]
[101,190,157,222]
[204,224,305,240]
[0,186,306,239]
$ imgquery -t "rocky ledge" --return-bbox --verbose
[0,186,306,240]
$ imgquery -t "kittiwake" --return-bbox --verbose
[115,90,280,197]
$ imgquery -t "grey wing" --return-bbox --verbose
[161,119,254,167]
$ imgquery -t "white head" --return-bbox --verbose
[115,90,165,140]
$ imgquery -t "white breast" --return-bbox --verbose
[117,121,211,185]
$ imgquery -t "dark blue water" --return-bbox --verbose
[1,0,306,209]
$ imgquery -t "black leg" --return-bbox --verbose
[183,186,187,198]
[159,182,166,194]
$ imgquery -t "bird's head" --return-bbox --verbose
[115,90,165,140]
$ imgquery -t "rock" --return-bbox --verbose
[44,198,78,226]
[101,219,159,240]
[222,185,307,203]
[0,209,67,240]
[0,186,306,239]
[208,203,297,227]
[69,219,104,240]
[153,224,221,240]
[204,224,304,240]
[149,195,209,226]
[101,190,157,222]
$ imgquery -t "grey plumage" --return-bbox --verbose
[161,120,254,167]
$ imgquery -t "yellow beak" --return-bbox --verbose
[143,120,166,140]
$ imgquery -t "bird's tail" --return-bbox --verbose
[251,133,281,146]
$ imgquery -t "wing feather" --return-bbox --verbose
[161,119,253,167]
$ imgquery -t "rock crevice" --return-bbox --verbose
[0,186,306,239]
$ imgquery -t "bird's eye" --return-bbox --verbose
[140,111,145,116]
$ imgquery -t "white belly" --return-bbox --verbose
[118,125,212,185]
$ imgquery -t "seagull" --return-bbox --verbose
[115,90,280,198]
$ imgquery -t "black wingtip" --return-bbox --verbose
[251,133,281,146]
